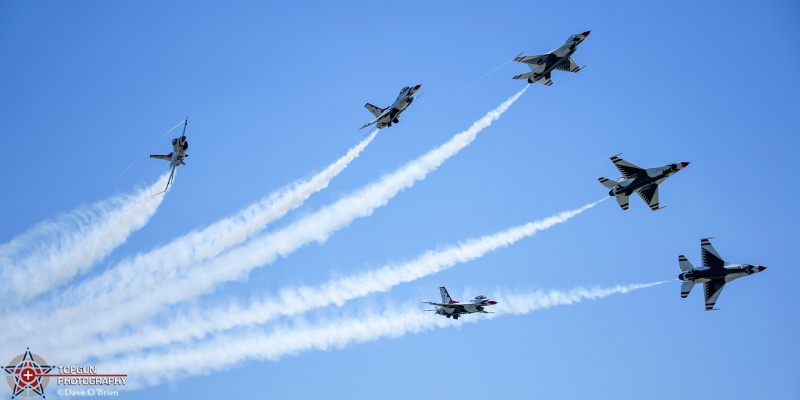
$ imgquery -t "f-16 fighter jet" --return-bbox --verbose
[359,85,421,130]
[512,31,591,86]
[598,154,690,211]
[424,286,497,320]
[678,238,766,311]
[150,117,189,191]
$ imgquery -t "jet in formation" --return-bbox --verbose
[359,84,422,130]
[598,154,689,211]
[424,286,497,320]
[678,238,766,311]
[150,117,189,191]
[512,30,591,86]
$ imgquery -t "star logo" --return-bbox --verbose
[4,348,52,399]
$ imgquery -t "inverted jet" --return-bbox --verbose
[512,31,591,86]
[150,117,189,191]
[598,154,689,211]
[424,286,497,320]
[359,84,421,130]
[678,238,766,311]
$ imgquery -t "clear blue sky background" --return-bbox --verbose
[2,1,799,399]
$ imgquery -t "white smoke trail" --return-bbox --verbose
[0,172,171,305]
[59,86,530,337]
[4,86,528,356]
[0,131,377,352]
[100,281,666,389]
[80,198,603,360]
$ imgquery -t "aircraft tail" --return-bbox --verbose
[680,281,695,298]
[512,71,535,81]
[364,103,385,118]
[598,177,619,189]
[615,194,629,210]
[678,255,694,272]
[439,286,457,304]
[678,255,696,298]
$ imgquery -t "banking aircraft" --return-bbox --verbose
[424,286,497,320]
[150,117,189,191]
[678,238,766,311]
[598,153,689,211]
[359,85,421,130]
[512,31,591,86]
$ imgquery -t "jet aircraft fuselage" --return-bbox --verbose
[607,162,688,198]
[678,264,765,284]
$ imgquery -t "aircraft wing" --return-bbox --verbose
[553,57,581,73]
[701,238,725,269]
[150,154,172,161]
[359,119,379,130]
[610,154,645,179]
[637,185,661,211]
[513,53,554,67]
[703,278,726,310]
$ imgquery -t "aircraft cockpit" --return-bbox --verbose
[475,295,487,300]
[400,86,410,94]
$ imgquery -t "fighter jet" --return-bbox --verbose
[598,154,690,211]
[359,85,421,130]
[150,117,189,191]
[678,238,766,311]
[424,286,497,320]
[512,31,591,86]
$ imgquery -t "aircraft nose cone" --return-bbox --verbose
[680,162,690,168]
[758,265,767,272]
[488,300,497,305]
[581,30,591,37]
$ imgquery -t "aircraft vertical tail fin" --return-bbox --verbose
[364,103,385,118]
[439,286,457,304]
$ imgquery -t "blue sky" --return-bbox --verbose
[1,1,799,399]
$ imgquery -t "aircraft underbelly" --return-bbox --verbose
[553,47,571,58]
